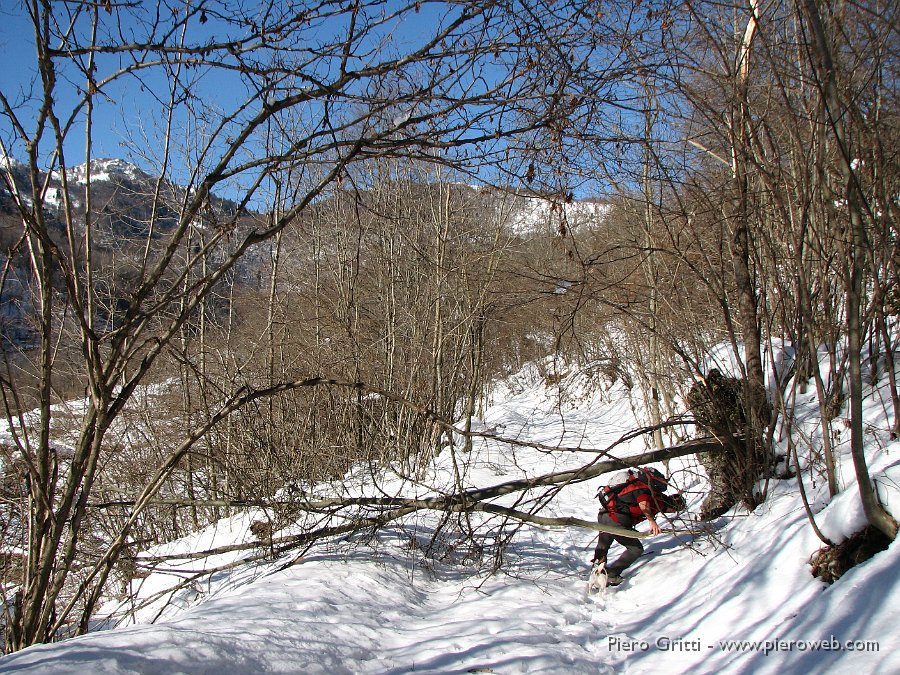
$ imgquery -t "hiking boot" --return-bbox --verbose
[606,571,624,586]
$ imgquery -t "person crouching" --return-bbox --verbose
[592,467,685,585]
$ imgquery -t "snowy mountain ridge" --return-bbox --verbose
[53,158,151,186]
[6,155,612,237]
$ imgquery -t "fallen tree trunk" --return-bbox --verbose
[101,436,723,564]
[87,434,721,630]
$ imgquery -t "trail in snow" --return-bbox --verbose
[1,357,898,674]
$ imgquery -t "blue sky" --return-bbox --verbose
[0,1,546,210]
[0,1,484,176]
[0,1,653,200]
[0,2,257,166]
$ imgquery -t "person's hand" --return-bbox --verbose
[648,519,662,536]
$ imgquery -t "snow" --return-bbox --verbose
[1,356,899,674]
[0,151,20,172]
[50,158,147,186]
[508,194,611,235]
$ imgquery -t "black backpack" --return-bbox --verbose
[639,466,668,492]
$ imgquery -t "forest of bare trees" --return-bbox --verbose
[0,0,897,652]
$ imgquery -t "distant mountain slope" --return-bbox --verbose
[0,156,245,348]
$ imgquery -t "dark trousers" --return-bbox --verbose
[592,512,644,575]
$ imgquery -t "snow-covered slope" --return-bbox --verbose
[53,158,150,186]
[1,357,898,674]
[508,194,611,236]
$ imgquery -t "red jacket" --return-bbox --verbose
[607,479,672,524]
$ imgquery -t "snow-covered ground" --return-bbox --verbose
[1,356,898,674]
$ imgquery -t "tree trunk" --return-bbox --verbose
[798,0,897,540]
[728,0,770,499]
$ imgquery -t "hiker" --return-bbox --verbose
[591,467,685,585]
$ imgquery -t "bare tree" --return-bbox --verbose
[663,0,898,536]
[797,0,898,540]
[0,0,639,650]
